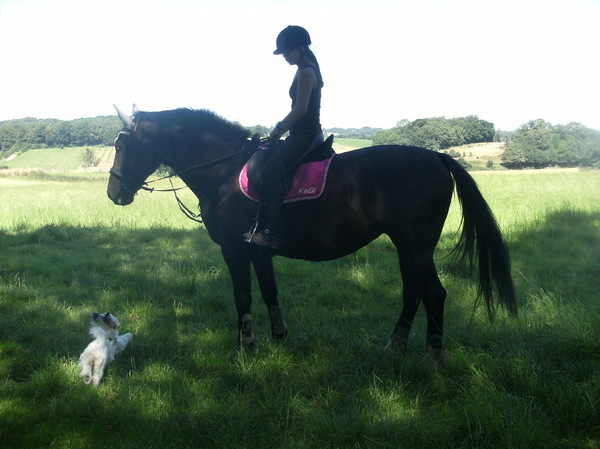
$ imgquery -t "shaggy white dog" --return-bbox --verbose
[78,312,132,387]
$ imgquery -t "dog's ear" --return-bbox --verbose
[91,312,100,320]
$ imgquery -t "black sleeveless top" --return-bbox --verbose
[289,66,322,136]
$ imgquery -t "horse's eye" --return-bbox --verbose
[114,137,127,151]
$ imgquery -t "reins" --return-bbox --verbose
[147,145,257,223]
[138,145,254,192]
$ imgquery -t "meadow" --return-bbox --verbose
[0,168,598,448]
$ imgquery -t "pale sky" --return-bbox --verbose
[0,0,598,131]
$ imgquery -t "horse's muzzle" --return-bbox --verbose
[107,191,134,206]
[107,174,135,206]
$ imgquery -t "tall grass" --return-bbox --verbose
[0,171,598,448]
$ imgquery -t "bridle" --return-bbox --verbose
[109,124,262,223]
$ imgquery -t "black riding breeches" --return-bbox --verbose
[257,132,320,232]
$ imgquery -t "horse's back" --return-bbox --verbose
[330,145,453,193]
[281,145,455,260]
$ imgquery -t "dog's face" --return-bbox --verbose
[91,312,120,331]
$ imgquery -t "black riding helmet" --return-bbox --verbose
[273,26,311,55]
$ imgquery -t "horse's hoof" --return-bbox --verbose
[384,339,407,354]
[384,331,408,353]
[240,313,255,347]
[384,340,397,353]
[271,329,288,341]
[241,336,255,347]
[427,335,445,368]
[434,350,446,369]
[271,321,288,340]
[269,306,288,340]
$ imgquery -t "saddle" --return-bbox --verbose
[240,134,335,203]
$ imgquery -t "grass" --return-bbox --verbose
[0,170,599,448]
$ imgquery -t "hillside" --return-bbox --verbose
[449,142,505,164]
[0,146,115,173]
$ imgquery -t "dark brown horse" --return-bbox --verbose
[107,106,516,361]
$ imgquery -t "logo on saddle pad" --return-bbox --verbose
[239,153,334,203]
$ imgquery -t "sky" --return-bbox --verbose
[0,0,598,131]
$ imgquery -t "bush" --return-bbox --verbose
[80,148,100,169]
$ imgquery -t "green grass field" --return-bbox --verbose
[0,169,598,448]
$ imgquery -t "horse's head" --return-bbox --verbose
[107,106,164,205]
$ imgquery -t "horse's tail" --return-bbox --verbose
[438,153,517,320]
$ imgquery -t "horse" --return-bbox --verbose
[107,106,516,363]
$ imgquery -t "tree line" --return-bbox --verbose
[2,115,598,169]
[0,116,380,156]
[0,116,122,155]
[372,116,599,169]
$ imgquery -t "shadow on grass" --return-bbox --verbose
[0,208,598,448]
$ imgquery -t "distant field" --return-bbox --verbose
[333,137,373,152]
[451,142,505,163]
[0,146,114,173]
[2,140,504,171]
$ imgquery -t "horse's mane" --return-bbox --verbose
[137,108,251,140]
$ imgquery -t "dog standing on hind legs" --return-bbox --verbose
[78,312,132,387]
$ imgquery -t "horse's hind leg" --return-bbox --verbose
[420,261,447,364]
[387,247,447,364]
[386,250,422,353]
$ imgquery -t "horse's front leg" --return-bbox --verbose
[251,249,287,340]
[221,244,254,347]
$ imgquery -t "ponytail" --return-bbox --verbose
[307,49,324,88]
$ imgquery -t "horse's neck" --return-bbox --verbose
[176,137,246,196]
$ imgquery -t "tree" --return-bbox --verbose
[372,116,495,150]
[80,148,100,169]
[502,120,600,169]
[454,116,495,143]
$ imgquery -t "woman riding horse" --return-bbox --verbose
[244,25,325,249]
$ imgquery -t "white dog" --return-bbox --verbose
[78,312,132,387]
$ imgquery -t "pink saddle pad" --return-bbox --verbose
[239,154,334,203]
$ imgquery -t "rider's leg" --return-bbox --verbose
[247,132,317,248]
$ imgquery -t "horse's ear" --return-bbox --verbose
[132,104,141,115]
[114,104,133,128]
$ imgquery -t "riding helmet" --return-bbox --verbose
[273,26,311,55]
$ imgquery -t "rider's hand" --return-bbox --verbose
[270,122,284,141]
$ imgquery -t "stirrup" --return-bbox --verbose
[244,201,264,243]
[243,229,282,249]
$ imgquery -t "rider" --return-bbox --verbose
[244,25,324,249]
